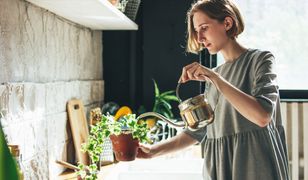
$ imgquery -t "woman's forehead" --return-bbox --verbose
[193,11,215,27]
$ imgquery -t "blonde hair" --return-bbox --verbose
[186,0,245,54]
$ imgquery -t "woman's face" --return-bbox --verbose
[192,11,229,54]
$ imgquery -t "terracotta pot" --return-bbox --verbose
[110,132,139,161]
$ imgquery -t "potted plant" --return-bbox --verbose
[77,113,150,179]
[152,79,179,119]
[138,79,179,129]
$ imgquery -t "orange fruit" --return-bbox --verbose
[145,118,157,129]
[114,106,132,120]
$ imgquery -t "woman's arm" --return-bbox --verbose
[137,132,198,159]
[211,73,271,127]
[180,62,271,128]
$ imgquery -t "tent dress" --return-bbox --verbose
[184,49,290,180]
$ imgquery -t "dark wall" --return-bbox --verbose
[103,0,199,114]
[142,0,198,112]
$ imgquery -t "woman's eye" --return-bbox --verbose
[201,26,208,31]
[194,26,208,33]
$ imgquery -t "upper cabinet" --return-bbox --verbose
[26,0,138,30]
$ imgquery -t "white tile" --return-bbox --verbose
[23,83,46,112]
[23,150,49,180]
[47,112,69,147]
[48,140,74,178]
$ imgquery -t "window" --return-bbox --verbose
[217,0,308,90]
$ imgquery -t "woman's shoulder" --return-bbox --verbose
[246,49,276,74]
[214,48,274,72]
[247,48,274,60]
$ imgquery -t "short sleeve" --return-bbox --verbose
[183,126,207,143]
[251,51,279,116]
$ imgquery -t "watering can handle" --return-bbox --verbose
[176,81,210,103]
[176,83,182,103]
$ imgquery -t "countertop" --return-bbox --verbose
[58,164,116,180]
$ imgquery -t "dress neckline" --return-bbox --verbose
[223,48,251,65]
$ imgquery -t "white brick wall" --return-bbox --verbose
[0,0,104,178]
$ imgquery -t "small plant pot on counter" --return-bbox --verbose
[110,132,139,161]
[77,114,150,179]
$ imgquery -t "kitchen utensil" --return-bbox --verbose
[56,160,79,171]
[67,99,89,165]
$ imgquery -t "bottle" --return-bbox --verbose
[8,145,24,180]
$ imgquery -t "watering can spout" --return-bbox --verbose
[137,83,215,131]
[137,112,186,128]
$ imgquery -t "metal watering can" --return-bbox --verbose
[137,83,215,131]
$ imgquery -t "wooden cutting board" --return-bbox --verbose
[67,99,89,165]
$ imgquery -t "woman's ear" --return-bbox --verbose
[224,17,233,31]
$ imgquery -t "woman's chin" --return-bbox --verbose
[207,48,218,55]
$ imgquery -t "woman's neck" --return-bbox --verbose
[220,39,247,63]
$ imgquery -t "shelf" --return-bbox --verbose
[26,0,138,30]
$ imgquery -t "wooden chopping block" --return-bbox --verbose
[67,99,89,165]
[56,160,80,171]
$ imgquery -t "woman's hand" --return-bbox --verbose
[178,62,216,83]
[137,132,198,159]
[137,143,154,159]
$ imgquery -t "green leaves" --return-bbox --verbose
[153,79,160,98]
[162,95,179,101]
[0,124,19,180]
[77,113,150,179]
[116,114,149,143]
[152,79,179,119]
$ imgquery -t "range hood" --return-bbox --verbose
[26,0,138,30]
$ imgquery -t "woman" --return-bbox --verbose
[137,0,290,179]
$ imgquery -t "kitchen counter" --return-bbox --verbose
[58,158,203,180]
[58,144,203,179]
[103,158,203,180]
[58,164,116,180]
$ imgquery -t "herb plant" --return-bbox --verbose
[77,114,149,180]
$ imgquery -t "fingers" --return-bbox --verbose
[193,66,203,79]
[179,62,210,83]
[136,148,148,159]
[179,62,198,83]
[136,144,152,159]
[139,144,151,153]
[186,65,199,80]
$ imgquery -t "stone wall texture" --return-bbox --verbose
[0,0,104,179]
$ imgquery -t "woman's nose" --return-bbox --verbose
[197,32,205,43]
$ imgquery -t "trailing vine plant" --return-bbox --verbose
[76,114,149,179]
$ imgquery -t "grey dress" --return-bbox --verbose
[184,49,290,180]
